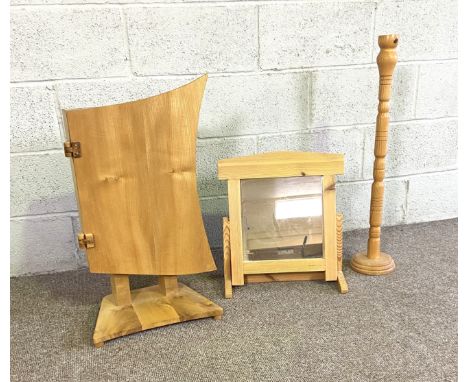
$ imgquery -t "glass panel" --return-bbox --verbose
[241,176,323,261]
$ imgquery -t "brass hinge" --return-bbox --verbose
[78,233,95,249]
[64,141,81,158]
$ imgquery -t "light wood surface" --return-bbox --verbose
[93,282,223,347]
[323,176,337,281]
[110,275,132,306]
[245,272,325,283]
[218,151,344,180]
[64,75,215,276]
[223,218,233,299]
[243,258,326,274]
[159,276,178,295]
[219,152,347,295]
[227,180,244,286]
[336,214,348,293]
[351,34,398,275]
[336,214,344,273]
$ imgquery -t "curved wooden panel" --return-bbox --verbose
[65,75,216,275]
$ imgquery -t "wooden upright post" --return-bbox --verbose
[351,34,398,275]
[159,276,178,295]
[110,275,132,306]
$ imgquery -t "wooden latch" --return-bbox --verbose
[64,141,81,158]
[78,233,95,249]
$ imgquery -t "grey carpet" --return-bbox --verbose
[11,219,457,382]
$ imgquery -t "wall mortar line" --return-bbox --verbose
[11,211,80,221]
[256,5,261,70]
[413,64,421,118]
[11,0,381,9]
[10,58,457,86]
[120,6,135,77]
[370,1,378,62]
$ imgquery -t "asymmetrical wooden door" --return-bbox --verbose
[64,75,216,276]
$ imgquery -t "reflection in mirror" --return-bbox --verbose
[241,176,323,261]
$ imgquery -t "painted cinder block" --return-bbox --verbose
[57,73,308,138]
[416,62,458,119]
[337,179,407,231]
[407,171,457,223]
[310,65,417,127]
[126,6,257,75]
[363,119,458,179]
[11,7,128,81]
[197,136,257,197]
[259,2,374,70]
[200,197,228,248]
[71,216,87,268]
[56,77,193,110]
[199,73,309,137]
[10,86,63,153]
[257,127,364,182]
[374,0,457,61]
[12,0,240,3]
[10,216,78,276]
[10,153,77,217]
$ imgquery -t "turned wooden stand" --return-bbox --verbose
[351,34,399,275]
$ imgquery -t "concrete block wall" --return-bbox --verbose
[10,0,457,276]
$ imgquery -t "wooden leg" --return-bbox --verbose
[110,275,132,306]
[337,271,348,294]
[336,214,348,294]
[159,275,178,296]
[223,217,233,299]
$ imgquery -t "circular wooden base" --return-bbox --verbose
[351,252,395,275]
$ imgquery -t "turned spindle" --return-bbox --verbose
[351,34,398,275]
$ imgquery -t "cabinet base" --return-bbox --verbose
[93,283,223,347]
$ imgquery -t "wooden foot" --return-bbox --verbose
[351,251,395,275]
[93,280,223,347]
[213,314,223,320]
[223,217,233,299]
[337,271,348,294]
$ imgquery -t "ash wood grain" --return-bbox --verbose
[93,282,223,347]
[159,276,178,296]
[110,275,132,306]
[218,151,344,180]
[64,75,215,276]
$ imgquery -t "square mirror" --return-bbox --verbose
[241,176,323,261]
